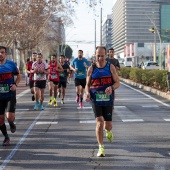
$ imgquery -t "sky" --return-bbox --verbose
[65,0,117,58]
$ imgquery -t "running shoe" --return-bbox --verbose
[57,92,61,98]
[2,137,10,146]
[97,145,105,157]
[75,96,79,103]
[40,104,44,110]
[32,95,35,101]
[9,122,16,133]
[53,101,58,107]
[61,99,64,104]
[48,100,53,105]
[34,102,39,110]
[79,102,83,108]
[106,130,114,142]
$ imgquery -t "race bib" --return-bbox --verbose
[0,84,10,93]
[60,72,65,77]
[31,76,34,81]
[51,74,57,79]
[37,74,42,79]
[77,71,84,76]
[96,91,110,101]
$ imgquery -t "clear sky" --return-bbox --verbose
[65,0,117,58]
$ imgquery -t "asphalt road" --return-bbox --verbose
[0,80,170,170]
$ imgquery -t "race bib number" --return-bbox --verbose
[96,91,110,101]
[37,74,42,79]
[77,71,84,76]
[0,84,10,93]
[60,72,65,77]
[51,74,57,79]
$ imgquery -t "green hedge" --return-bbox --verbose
[117,67,168,92]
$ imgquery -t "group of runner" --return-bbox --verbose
[1,45,121,158]
[26,53,71,110]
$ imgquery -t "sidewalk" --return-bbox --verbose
[16,75,29,95]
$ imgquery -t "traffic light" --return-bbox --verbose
[151,27,155,33]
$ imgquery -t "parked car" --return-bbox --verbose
[142,61,159,70]
[124,57,133,67]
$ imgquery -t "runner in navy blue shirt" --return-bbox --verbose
[58,55,70,104]
[0,46,21,146]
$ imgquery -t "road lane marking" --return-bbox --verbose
[36,122,58,125]
[77,106,92,109]
[16,89,30,99]
[122,119,144,122]
[164,119,170,121]
[121,82,170,107]
[0,109,44,170]
[142,105,159,108]
[16,109,29,111]
[80,120,96,123]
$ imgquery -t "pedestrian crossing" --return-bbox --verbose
[16,105,170,124]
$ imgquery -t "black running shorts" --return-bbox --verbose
[0,97,16,115]
[34,80,46,89]
[74,78,86,88]
[92,104,113,121]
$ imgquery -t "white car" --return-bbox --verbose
[142,61,159,70]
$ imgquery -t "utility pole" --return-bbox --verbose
[94,19,96,51]
[100,8,102,46]
[153,27,157,62]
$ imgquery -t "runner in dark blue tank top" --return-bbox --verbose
[0,46,21,146]
[85,46,120,157]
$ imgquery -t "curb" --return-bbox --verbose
[120,77,170,101]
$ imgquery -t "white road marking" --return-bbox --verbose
[77,107,92,109]
[122,119,144,122]
[16,109,29,111]
[0,110,44,170]
[142,105,159,108]
[36,122,58,125]
[121,82,170,107]
[80,120,96,123]
[16,89,30,100]
[45,108,61,110]
[164,119,170,121]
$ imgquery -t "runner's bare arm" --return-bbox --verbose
[110,64,120,90]
[57,62,64,72]
[85,66,93,102]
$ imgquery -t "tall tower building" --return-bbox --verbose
[112,0,160,55]
[102,15,113,52]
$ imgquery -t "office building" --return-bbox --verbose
[112,0,160,57]
[102,14,113,52]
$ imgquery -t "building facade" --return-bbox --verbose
[102,14,113,52]
[112,0,160,56]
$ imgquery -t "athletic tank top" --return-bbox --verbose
[0,59,19,99]
[48,61,60,82]
[90,62,114,106]
[27,61,34,82]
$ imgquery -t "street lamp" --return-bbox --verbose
[144,13,162,70]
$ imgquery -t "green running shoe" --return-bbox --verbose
[106,130,114,142]
[97,145,105,157]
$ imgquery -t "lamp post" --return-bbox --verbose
[100,8,102,46]
[144,13,162,70]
